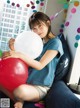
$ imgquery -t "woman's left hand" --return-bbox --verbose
[2,51,11,59]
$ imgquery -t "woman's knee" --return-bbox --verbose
[13,84,41,101]
[13,85,25,100]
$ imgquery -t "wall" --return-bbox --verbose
[45,0,80,84]
[63,1,80,84]
[69,41,80,83]
[45,0,65,35]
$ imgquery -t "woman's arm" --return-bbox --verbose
[9,50,58,70]
[2,38,15,59]
[9,38,15,51]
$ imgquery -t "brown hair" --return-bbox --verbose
[29,12,55,39]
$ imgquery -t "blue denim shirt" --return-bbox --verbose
[27,37,64,87]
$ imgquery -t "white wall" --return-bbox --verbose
[63,2,80,84]
[45,0,65,35]
[69,41,80,84]
[45,0,80,84]
[63,3,80,59]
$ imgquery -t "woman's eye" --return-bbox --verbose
[39,24,42,28]
[33,28,37,31]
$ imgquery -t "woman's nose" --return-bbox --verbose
[36,28,41,35]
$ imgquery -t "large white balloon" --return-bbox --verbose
[14,31,43,59]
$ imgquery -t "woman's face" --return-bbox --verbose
[32,21,49,38]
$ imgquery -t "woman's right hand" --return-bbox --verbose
[2,50,22,59]
[2,51,11,59]
[9,38,15,51]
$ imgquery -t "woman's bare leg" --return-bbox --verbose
[13,84,40,101]
[13,84,40,108]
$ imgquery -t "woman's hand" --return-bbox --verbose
[9,38,15,51]
[2,51,11,59]
[9,51,23,59]
[2,51,22,59]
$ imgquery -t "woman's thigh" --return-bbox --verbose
[13,84,40,102]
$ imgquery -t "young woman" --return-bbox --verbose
[2,12,64,108]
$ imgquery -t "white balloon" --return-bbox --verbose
[14,31,43,59]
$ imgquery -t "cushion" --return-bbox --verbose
[45,81,80,108]
[54,33,71,82]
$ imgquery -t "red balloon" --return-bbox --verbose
[0,58,28,92]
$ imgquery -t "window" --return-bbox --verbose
[0,0,48,51]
